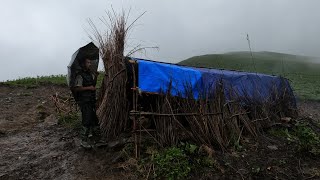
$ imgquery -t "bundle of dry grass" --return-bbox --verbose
[148,81,256,151]
[231,77,297,129]
[140,79,296,151]
[90,11,130,140]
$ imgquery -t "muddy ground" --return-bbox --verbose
[0,84,319,180]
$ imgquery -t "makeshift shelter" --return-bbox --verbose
[94,12,297,157]
[98,56,297,157]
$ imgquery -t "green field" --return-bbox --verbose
[3,75,67,87]
[2,73,104,88]
[179,51,320,100]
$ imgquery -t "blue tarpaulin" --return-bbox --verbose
[135,58,295,104]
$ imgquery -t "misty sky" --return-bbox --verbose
[1,0,320,81]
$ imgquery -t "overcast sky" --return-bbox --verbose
[1,0,320,81]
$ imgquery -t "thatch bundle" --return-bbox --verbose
[147,79,296,151]
[91,11,130,140]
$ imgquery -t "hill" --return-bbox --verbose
[179,51,320,100]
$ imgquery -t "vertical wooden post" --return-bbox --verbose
[130,59,139,159]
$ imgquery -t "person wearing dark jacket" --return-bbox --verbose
[73,58,100,148]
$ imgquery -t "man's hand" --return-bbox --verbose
[86,86,96,91]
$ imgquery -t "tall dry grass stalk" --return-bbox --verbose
[89,10,144,140]
[145,78,296,151]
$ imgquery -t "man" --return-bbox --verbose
[73,57,100,148]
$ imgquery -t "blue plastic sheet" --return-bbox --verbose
[135,58,295,104]
[137,59,203,98]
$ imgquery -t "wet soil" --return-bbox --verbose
[0,84,319,179]
[0,84,136,180]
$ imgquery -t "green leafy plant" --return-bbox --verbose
[153,147,191,180]
[279,159,287,166]
[293,125,320,155]
[251,166,261,174]
[180,142,198,154]
[233,139,243,152]
[268,123,320,155]
[268,127,296,142]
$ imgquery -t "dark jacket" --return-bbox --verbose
[76,70,96,103]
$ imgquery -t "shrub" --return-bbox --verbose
[294,125,320,156]
[153,147,191,180]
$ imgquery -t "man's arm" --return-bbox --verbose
[73,86,96,92]
[73,74,96,92]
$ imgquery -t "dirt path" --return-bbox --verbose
[0,84,319,179]
[0,84,134,180]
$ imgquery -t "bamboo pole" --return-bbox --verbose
[131,62,139,159]
[129,111,225,116]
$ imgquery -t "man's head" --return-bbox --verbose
[80,58,91,70]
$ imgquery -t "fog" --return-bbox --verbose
[1,0,320,81]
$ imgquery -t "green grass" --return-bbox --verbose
[3,75,67,87]
[2,72,105,88]
[268,124,320,156]
[58,112,82,130]
[179,51,320,100]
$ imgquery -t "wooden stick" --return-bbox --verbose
[128,59,138,64]
[129,111,223,116]
[229,112,251,118]
[135,129,156,132]
[131,62,139,159]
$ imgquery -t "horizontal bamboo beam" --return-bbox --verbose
[130,111,223,116]
[128,59,138,64]
[135,129,156,132]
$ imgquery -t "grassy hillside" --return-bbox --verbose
[179,51,320,100]
[2,73,104,88]
[2,75,67,87]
